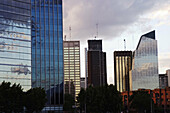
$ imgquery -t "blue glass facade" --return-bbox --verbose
[0,0,31,90]
[131,31,159,90]
[31,0,64,108]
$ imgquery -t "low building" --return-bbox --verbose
[80,78,85,89]
[122,87,170,112]
[159,74,168,89]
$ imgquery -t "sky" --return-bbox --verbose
[63,0,170,84]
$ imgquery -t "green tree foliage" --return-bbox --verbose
[0,81,24,113]
[24,87,47,113]
[77,85,122,113]
[0,81,47,113]
[63,94,75,112]
[129,91,153,113]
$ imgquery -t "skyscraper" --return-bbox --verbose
[114,51,132,92]
[63,41,80,100]
[84,48,88,89]
[0,0,31,90]
[131,30,159,90]
[87,40,107,87]
[31,0,63,111]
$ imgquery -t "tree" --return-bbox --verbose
[24,87,47,113]
[77,88,86,112]
[0,81,24,113]
[77,85,122,113]
[63,94,75,112]
[105,85,122,113]
[129,91,153,113]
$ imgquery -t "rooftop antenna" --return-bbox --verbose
[124,39,126,50]
[69,26,71,40]
[96,23,98,38]
[64,35,66,41]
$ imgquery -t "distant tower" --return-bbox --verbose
[87,40,107,87]
[85,48,88,89]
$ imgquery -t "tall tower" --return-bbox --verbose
[31,0,64,111]
[63,41,81,100]
[114,51,132,92]
[87,40,107,87]
[131,30,159,90]
[85,48,88,89]
[0,0,31,90]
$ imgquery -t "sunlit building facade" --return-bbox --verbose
[114,51,132,92]
[131,30,159,90]
[63,41,80,100]
[0,0,31,90]
[31,0,63,111]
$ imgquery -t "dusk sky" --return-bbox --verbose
[63,0,170,84]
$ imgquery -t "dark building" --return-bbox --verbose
[0,0,31,90]
[87,40,107,87]
[31,0,63,111]
[114,51,132,92]
[159,74,168,89]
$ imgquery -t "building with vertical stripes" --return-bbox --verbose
[114,51,132,92]
[31,0,63,111]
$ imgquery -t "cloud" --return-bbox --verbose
[159,53,170,73]
[63,0,170,42]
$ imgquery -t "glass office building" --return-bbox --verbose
[114,51,132,92]
[31,0,63,111]
[131,30,159,90]
[0,0,31,90]
[63,41,80,100]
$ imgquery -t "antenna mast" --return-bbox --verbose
[64,35,66,41]
[96,23,98,38]
[69,26,71,40]
[124,39,126,50]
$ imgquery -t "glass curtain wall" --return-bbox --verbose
[31,0,63,107]
[131,31,159,90]
[0,0,31,90]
